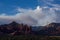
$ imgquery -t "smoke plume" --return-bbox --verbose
[0,6,59,26]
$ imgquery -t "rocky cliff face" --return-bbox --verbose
[0,21,32,36]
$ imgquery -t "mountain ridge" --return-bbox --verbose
[0,21,60,36]
[0,21,32,36]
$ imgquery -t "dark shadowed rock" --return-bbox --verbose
[0,21,32,36]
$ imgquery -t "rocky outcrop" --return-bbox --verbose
[0,21,32,36]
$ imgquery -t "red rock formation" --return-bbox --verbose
[0,21,32,35]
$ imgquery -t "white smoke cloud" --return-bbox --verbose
[0,6,59,26]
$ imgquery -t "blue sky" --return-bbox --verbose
[0,0,60,15]
[0,0,60,26]
[0,0,38,15]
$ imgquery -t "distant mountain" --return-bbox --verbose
[35,23,60,36]
[31,23,60,36]
[32,26,44,31]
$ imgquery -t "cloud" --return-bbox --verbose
[0,6,60,26]
[42,0,60,7]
